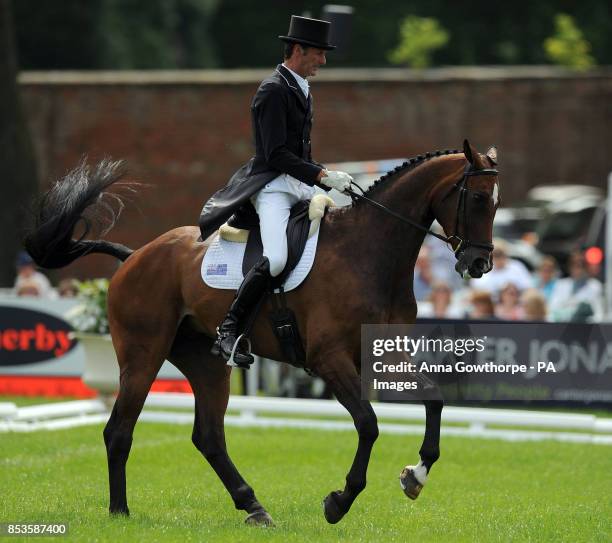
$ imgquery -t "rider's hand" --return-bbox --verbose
[319,170,353,192]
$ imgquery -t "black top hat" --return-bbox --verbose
[279,15,336,50]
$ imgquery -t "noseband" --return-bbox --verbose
[345,162,499,256]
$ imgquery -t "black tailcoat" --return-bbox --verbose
[198,64,325,240]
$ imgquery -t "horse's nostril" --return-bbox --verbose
[474,258,488,272]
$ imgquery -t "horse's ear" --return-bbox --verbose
[463,139,474,165]
[485,145,498,166]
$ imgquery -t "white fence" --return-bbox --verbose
[1,393,612,445]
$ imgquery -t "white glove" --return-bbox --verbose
[320,170,353,192]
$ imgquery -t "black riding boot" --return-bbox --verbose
[211,257,271,367]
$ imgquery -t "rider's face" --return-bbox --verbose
[296,46,327,78]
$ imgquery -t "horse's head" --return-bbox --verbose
[432,140,499,279]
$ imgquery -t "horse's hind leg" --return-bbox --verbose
[169,329,274,526]
[400,398,443,500]
[103,334,167,515]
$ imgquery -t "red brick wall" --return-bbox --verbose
[19,67,612,280]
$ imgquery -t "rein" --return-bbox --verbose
[345,163,498,255]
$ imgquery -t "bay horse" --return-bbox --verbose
[25,140,499,526]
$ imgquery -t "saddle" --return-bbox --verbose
[219,193,333,289]
[219,193,334,367]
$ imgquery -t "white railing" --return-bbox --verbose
[1,394,611,444]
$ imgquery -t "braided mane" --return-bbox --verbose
[359,148,460,200]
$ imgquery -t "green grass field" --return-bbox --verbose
[1,416,611,543]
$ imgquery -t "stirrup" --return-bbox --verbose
[226,333,253,368]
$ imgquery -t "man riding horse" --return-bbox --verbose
[198,15,354,367]
[24,11,501,526]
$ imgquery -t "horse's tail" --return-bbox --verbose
[24,158,136,269]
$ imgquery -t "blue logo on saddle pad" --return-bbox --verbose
[206,263,228,276]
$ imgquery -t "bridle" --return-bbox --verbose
[441,163,499,254]
[345,162,499,256]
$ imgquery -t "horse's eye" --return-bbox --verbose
[473,192,487,203]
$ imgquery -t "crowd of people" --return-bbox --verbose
[416,238,604,322]
[11,251,77,299]
[9,243,607,323]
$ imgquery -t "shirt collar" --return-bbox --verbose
[282,64,309,98]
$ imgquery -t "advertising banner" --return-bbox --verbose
[362,319,612,405]
[0,296,188,396]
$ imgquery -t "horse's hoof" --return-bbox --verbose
[399,466,424,500]
[245,509,275,527]
[109,507,129,516]
[322,490,345,524]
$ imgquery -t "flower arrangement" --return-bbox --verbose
[66,278,110,334]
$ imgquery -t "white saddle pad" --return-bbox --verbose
[201,227,321,291]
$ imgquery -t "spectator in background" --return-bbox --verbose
[520,289,548,321]
[13,251,56,298]
[533,255,558,303]
[469,239,532,296]
[58,278,78,298]
[468,290,497,320]
[413,246,434,301]
[418,281,463,319]
[16,278,42,297]
[495,282,522,321]
[549,252,603,322]
[423,230,464,291]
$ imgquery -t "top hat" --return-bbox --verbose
[279,15,336,50]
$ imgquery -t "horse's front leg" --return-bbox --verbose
[400,398,443,500]
[316,357,379,524]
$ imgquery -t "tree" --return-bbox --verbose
[388,15,449,68]
[544,13,595,70]
[11,1,612,69]
[13,0,219,70]
[0,0,39,286]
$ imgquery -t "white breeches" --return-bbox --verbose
[251,174,318,277]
